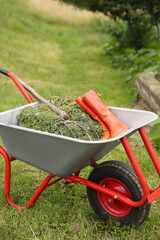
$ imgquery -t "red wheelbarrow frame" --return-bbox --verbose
[0,69,160,210]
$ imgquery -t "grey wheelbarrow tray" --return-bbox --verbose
[0,102,157,177]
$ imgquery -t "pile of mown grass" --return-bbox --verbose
[17,97,104,140]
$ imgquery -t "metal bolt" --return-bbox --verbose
[114,195,117,199]
[108,199,112,203]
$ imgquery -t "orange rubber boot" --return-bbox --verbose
[83,90,128,138]
[76,96,110,139]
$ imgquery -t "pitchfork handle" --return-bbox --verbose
[0,67,70,120]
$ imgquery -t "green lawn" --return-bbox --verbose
[0,0,160,239]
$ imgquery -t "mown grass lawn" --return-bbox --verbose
[0,0,160,239]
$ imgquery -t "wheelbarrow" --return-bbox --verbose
[0,67,160,226]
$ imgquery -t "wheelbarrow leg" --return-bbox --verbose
[121,136,150,199]
[0,146,61,209]
[139,127,160,176]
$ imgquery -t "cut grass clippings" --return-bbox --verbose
[0,0,160,239]
[17,98,104,140]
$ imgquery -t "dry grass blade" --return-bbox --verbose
[28,0,107,26]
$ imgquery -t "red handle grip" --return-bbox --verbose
[0,67,34,104]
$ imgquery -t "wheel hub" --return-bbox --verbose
[98,178,132,217]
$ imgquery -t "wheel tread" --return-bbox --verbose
[87,160,150,226]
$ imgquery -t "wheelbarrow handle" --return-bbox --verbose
[0,67,9,76]
[0,67,34,103]
[0,67,70,120]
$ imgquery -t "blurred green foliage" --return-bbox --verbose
[148,116,160,149]
[60,0,160,42]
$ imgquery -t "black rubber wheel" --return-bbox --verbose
[87,161,151,226]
